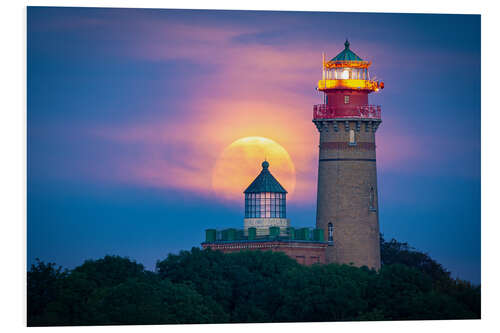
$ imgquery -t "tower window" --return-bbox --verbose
[344,95,350,104]
[369,186,376,211]
[349,129,356,145]
[328,223,333,244]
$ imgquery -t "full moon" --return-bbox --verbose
[212,136,296,201]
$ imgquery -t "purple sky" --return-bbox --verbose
[28,7,480,283]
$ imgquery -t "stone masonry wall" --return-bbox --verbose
[243,218,290,236]
[315,119,381,270]
[202,241,327,266]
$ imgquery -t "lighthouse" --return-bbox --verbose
[313,40,384,270]
[243,161,289,236]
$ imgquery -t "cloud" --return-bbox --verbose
[89,18,450,204]
[32,13,463,204]
[86,19,323,203]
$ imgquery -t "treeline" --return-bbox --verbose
[28,236,480,326]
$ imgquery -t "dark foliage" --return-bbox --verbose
[380,234,481,317]
[27,259,67,321]
[28,238,480,326]
[380,235,450,287]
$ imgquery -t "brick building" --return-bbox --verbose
[202,161,328,265]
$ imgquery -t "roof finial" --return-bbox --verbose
[262,160,269,169]
[345,39,350,49]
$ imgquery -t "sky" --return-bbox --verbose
[27,7,480,283]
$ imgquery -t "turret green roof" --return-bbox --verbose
[244,161,287,194]
[330,39,363,62]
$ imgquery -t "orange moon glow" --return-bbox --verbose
[212,136,296,201]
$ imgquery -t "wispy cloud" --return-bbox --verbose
[87,18,450,204]
[30,10,477,204]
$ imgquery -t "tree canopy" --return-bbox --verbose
[27,236,480,326]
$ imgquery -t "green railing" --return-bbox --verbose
[204,227,324,243]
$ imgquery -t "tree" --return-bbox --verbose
[156,248,299,323]
[72,255,147,288]
[28,239,480,326]
[275,264,375,322]
[380,234,451,286]
[95,278,221,325]
[27,259,66,325]
[379,235,480,318]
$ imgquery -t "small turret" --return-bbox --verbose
[243,161,289,236]
[244,161,287,219]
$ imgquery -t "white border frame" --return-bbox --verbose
[2,0,497,332]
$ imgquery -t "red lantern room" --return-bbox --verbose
[314,39,384,121]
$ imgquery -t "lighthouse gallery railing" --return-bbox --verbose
[313,104,381,120]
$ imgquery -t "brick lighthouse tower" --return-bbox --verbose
[313,40,384,270]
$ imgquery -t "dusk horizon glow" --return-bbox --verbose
[28,7,480,283]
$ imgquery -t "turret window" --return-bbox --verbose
[341,69,349,80]
[245,192,286,218]
[353,69,358,79]
[349,129,356,145]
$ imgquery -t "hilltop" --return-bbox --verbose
[28,235,480,326]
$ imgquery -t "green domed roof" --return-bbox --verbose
[244,161,287,194]
[330,39,363,62]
